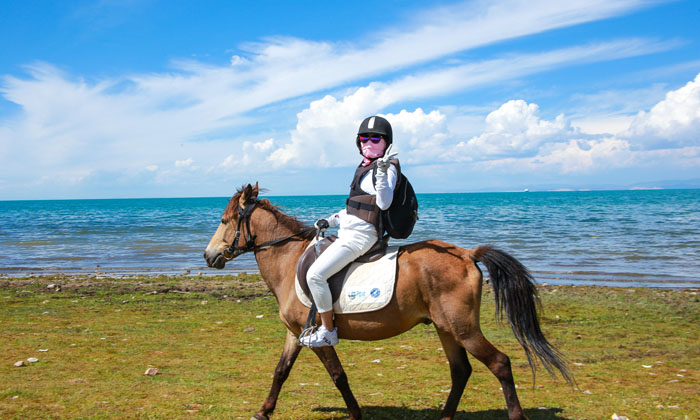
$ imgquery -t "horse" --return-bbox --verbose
[203,183,572,420]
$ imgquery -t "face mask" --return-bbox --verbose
[361,138,387,164]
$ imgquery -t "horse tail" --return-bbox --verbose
[472,245,574,385]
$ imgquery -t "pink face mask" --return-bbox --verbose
[361,138,387,165]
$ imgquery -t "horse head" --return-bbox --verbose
[203,182,259,269]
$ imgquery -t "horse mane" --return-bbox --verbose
[221,184,314,237]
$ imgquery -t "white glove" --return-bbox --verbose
[376,144,398,176]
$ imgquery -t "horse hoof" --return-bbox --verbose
[251,415,268,420]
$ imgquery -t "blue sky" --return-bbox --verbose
[1,0,699,199]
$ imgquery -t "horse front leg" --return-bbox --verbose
[312,346,362,420]
[252,330,302,420]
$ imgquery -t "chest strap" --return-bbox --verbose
[346,197,377,211]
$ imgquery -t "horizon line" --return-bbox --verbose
[2,186,699,202]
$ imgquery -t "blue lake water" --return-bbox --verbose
[1,189,699,288]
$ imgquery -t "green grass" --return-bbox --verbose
[1,275,698,419]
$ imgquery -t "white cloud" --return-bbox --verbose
[437,74,700,174]
[267,88,383,168]
[453,103,628,173]
[625,72,700,148]
[115,1,658,129]
[261,70,700,177]
[357,0,658,80]
[252,138,274,153]
[0,64,215,172]
[229,55,249,66]
[460,76,700,174]
[219,138,277,170]
[452,100,573,157]
[384,109,448,164]
[0,0,687,198]
[571,115,635,135]
[569,83,670,118]
[479,141,700,176]
[532,137,632,173]
[266,88,449,168]
[383,38,675,106]
[175,158,193,167]
[39,168,93,186]
[263,34,673,169]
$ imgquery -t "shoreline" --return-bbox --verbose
[2,271,699,292]
[0,272,271,301]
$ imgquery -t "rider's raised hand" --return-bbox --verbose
[376,144,398,175]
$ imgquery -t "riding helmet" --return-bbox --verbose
[356,115,393,152]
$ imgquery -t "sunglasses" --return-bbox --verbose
[358,135,384,143]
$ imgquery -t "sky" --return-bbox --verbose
[1,0,699,200]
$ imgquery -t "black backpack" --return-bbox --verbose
[374,161,418,239]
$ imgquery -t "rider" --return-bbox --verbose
[301,115,399,347]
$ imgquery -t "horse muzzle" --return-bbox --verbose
[203,248,227,269]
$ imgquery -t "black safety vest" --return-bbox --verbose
[345,160,400,232]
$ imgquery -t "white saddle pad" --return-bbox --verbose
[295,245,399,314]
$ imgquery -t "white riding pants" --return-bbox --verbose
[306,228,377,313]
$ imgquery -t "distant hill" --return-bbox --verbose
[469,178,700,193]
[627,178,700,190]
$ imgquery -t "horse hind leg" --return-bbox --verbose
[462,332,527,420]
[435,329,472,420]
[312,345,362,420]
[252,330,302,420]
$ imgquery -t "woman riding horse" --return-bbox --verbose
[302,115,399,347]
[203,120,573,419]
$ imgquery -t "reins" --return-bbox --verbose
[223,198,315,261]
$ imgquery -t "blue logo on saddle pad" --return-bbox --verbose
[370,288,381,298]
[348,290,366,300]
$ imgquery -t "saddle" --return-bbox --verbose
[296,236,388,305]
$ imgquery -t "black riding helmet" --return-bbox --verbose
[356,115,393,154]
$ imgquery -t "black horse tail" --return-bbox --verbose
[473,245,574,385]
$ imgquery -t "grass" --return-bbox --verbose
[0,274,698,420]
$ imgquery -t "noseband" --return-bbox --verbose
[223,198,315,261]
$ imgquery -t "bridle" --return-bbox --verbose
[222,198,315,261]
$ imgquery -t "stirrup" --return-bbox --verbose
[297,325,318,346]
[297,303,318,346]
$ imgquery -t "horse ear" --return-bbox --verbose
[240,184,253,207]
[253,182,259,198]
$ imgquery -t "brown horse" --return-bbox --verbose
[203,183,572,420]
